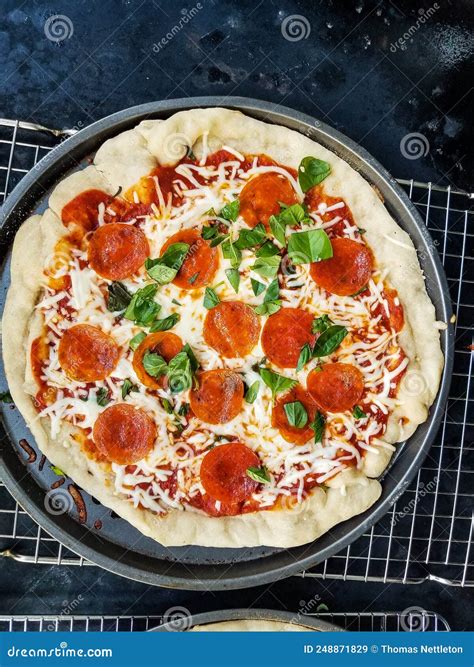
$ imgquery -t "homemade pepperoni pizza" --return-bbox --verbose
[3,109,444,548]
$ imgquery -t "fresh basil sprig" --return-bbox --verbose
[219,199,240,222]
[222,239,242,268]
[244,380,260,404]
[142,351,168,378]
[203,287,220,309]
[284,400,308,428]
[259,368,297,399]
[107,282,132,312]
[254,278,281,316]
[311,411,326,443]
[247,465,271,484]
[121,378,139,399]
[269,203,310,245]
[146,242,189,285]
[296,343,312,372]
[96,387,110,407]
[298,157,331,192]
[166,346,198,394]
[149,313,180,332]
[235,223,267,249]
[251,278,266,296]
[312,314,333,334]
[124,284,161,326]
[225,268,240,293]
[287,229,332,265]
[251,254,280,279]
[312,325,348,357]
[129,332,146,351]
[352,405,367,420]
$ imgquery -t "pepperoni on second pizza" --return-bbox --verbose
[240,172,298,230]
[261,307,315,368]
[88,222,149,280]
[58,324,120,382]
[200,442,260,503]
[310,237,373,297]
[160,228,219,289]
[93,403,156,464]
[190,369,244,424]
[133,332,183,390]
[203,301,261,358]
[306,363,364,413]
[272,385,318,445]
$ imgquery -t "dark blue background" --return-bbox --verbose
[0,0,473,631]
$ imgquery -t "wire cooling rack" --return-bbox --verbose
[0,119,472,587]
[0,611,451,632]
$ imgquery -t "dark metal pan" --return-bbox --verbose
[0,97,454,590]
[151,608,344,632]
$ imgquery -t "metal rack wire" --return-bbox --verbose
[0,611,451,632]
[0,119,472,587]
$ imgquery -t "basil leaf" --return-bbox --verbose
[124,284,161,326]
[203,287,220,309]
[287,229,332,265]
[298,157,331,192]
[182,343,199,372]
[225,268,240,293]
[254,300,281,316]
[236,223,266,249]
[167,351,192,394]
[278,203,309,226]
[50,465,65,476]
[256,241,280,258]
[0,390,13,404]
[251,278,266,296]
[269,215,286,246]
[130,332,146,351]
[312,324,348,357]
[161,398,174,414]
[251,254,280,279]
[146,242,189,284]
[311,411,326,443]
[247,465,271,484]
[150,313,180,332]
[264,278,279,303]
[142,351,168,378]
[209,234,228,248]
[107,282,132,312]
[188,272,199,285]
[96,387,110,406]
[312,314,333,334]
[222,239,242,268]
[202,225,218,240]
[244,380,260,404]
[296,343,312,371]
[121,378,138,399]
[284,400,308,428]
[352,405,367,420]
[219,199,240,222]
[259,368,297,399]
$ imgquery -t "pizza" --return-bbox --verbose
[3,108,444,548]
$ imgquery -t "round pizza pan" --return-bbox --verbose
[0,97,453,590]
[151,608,344,632]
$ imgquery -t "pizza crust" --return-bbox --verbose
[2,108,443,548]
[190,620,315,632]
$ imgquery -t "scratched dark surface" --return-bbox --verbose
[0,0,472,631]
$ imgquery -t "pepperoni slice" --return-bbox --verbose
[133,332,183,390]
[381,287,404,332]
[272,385,318,445]
[310,237,373,297]
[240,172,298,230]
[61,189,111,241]
[93,403,156,465]
[203,301,261,358]
[307,363,365,413]
[58,324,120,382]
[87,223,149,280]
[160,228,219,289]
[190,369,244,424]
[261,307,315,369]
[200,442,260,503]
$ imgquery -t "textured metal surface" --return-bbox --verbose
[0,100,455,589]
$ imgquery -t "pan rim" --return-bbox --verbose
[0,97,454,590]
